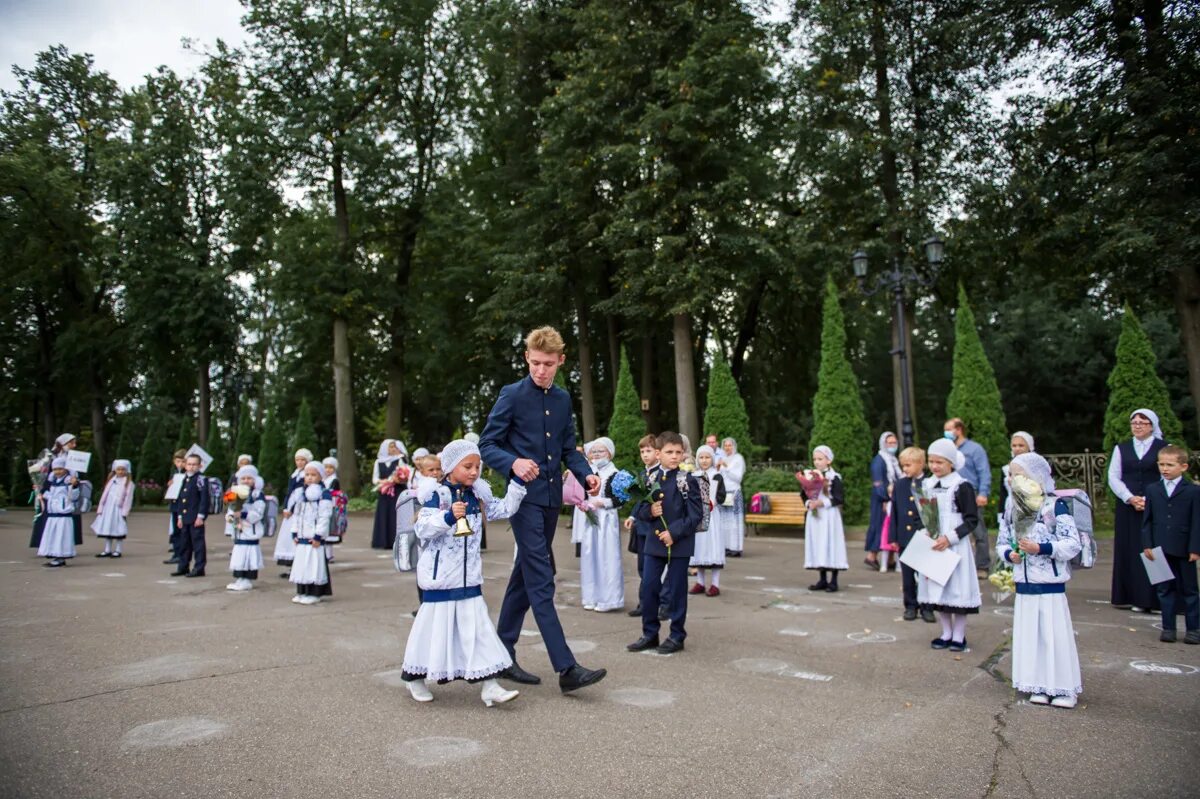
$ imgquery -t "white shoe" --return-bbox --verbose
[407,679,434,702]
[1050,694,1077,709]
[226,581,240,591]
[292,595,303,604]
[583,604,595,611]
[481,679,518,707]
[233,579,252,591]
[301,595,320,605]
[1028,694,1050,705]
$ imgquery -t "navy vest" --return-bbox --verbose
[1117,438,1166,495]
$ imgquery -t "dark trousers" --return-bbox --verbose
[641,553,689,642]
[634,534,671,609]
[177,521,206,573]
[497,504,576,673]
[972,517,990,570]
[1157,554,1200,632]
[900,562,922,609]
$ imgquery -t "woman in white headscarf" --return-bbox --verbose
[370,439,408,550]
[578,438,624,612]
[1107,408,1166,612]
[718,437,747,556]
[865,432,901,570]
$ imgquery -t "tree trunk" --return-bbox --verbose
[672,312,700,444]
[331,144,359,493]
[1174,265,1200,435]
[641,332,658,431]
[197,363,210,446]
[574,288,597,442]
[34,301,57,446]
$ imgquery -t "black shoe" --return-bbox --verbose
[920,608,936,623]
[559,664,607,694]
[949,639,968,653]
[1185,630,1200,645]
[808,581,828,591]
[185,570,205,578]
[280,572,290,578]
[44,560,64,568]
[903,607,918,621]
[657,607,669,621]
[656,638,684,655]
[501,663,542,685]
[627,634,660,652]
[1160,630,1177,643]
[931,638,951,650]
[170,569,188,576]
[95,552,110,558]
[627,604,643,617]
[825,584,839,593]
[163,557,179,564]
[110,552,122,558]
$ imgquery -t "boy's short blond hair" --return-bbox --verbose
[898,446,925,465]
[525,326,565,355]
[1159,445,1190,465]
[173,449,187,459]
[638,434,658,450]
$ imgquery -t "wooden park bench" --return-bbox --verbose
[744,492,807,533]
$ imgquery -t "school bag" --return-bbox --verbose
[328,490,349,543]
[675,472,711,532]
[263,495,279,538]
[749,492,772,514]
[1044,489,1096,568]
[205,475,224,516]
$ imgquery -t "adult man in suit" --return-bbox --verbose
[480,326,608,693]
[1141,445,1200,644]
[170,454,210,577]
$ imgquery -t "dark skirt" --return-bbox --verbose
[233,569,259,579]
[1111,502,1161,610]
[864,495,886,551]
[370,492,397,550]
[29,513,46,548]
[72,514,83,546]
[297,580,333,597]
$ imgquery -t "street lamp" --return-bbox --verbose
[852,237,944,447]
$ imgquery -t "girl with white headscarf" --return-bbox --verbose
[1107,408,1166,612]
[804,445,849,590]
[371,439,408,550]
[865,431,901,570]
[689,445,726,595]
[997,452,1083,708]
[273,448,313,576]
[225,465,267,592]
[577,438,624,612]
[92,459,134,557]
[717,437,747,556]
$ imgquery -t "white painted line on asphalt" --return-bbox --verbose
[744,575,766,580]
[778,628,810,637]
[788,670,834,682]
[993,607,1014,617]
[121,717,229,750]
[376,554,392,559]
[608,687,676,708]
[362,583,384,588]
[770,602,821,614]
[103,573,126,577]
[156,579,178,585]
[393,737,485,767]
[869,596,901,606]
[847,631,897,643]
[849,584,874,589]
[1130,660,1199,675]
[519,629,539,637]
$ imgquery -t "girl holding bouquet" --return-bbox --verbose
[578,438,623,612]
[290,461,334,604]
[805,446,848,591]
[273,448,313,578]
[997,452,1082,708]
[225,465,267,591]
[690,445,726,596]
[921,439,982,652]
[91,459,134,558]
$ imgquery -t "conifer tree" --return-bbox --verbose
[1103,303,1184,452]
[702,354,753,454]
[258,410,289,493]
[606,347,646,474]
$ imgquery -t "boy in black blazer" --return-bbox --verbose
[894,447,936,623]
[1141,445,1200,644]
[169,454,210,577]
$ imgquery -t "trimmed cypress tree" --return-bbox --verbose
[112,418,131,463]
[174,416,194,453]
[1103,303,1185,451]
[233,401,260,464]
[606,347,647,474]
[809,277,873,523]
[946,283,1009,502]
[258,410,289,494]
[702,354,753,454]
[290,398,318,456]
[205,423,230,480]
[138,414,169,484]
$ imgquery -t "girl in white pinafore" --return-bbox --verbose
[919,439,982,653]
[579,438,624,612]
[804,445,849,591]
[38,457,80,567]
[289,461,333,605]
[91,459,134,558]
[225,466,267,591]
[717,437,747,555]
[273,448,313,576]
[997,452,1083,709]
[690,445,726,596]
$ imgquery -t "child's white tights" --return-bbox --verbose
[938,611,968,642]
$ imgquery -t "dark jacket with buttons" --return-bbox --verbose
[480,375,592,508]
[1141,479,1200,557]
[170,472,210,526]
[893,475,924,549]
[634,468,703,559]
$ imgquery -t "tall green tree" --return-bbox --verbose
[810,277,872,522]
[1103,304,1184,452]
[174,417,194,453]
[290,398,319,457]
[945,284,1009,501]
[205,423,230,480]
[138,413,170,484]
[702,354,753,455]
[606,347,645,475]
[233,401,260,462]
[257,410,289,494]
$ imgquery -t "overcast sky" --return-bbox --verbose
[0,0,248,92]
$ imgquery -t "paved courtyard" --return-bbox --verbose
[0,509,1196,798]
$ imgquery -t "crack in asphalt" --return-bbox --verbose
[980,634,1037,799]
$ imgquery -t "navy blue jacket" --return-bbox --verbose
[1141,480,1200,558]
[892,475,925,550]
[170,472,210,526]
[634,468,703,559]
[480,375,592,508]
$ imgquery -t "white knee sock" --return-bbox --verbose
[710,570,720,588]
[951,614,968,643]
[696,569,706,587]
[103,539,112,554]
[937,611,953,640]
[113,540,122,555]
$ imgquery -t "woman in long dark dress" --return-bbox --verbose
[1107,408,1165,612]
[370,439,406,550]
[864,431,900,569]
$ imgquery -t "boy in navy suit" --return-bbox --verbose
[894,447,936,623]
[1141,445,1200,644]
[169,453,210,577]
[628,431,703,655]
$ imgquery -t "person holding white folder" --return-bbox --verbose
[919,439,981,653]
[1140,444,1200,645]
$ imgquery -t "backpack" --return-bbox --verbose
[75,480,93,514]
[263,495,279,538]
[328,490,349,543]
[675,472,710,532]
[1044,489,1096,569]
[205,476,224,516]
[749,492,772,514]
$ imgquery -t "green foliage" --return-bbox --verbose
[606,347,645,474]
[205,423,230,481]
[290,398,319,457]
[138,414,169,484]
[946,284,1009,501]
[233,401,260,464]
[1103,304,1185,452]
[703,355,753,454]
[743,467,800,497]
[9,455,27,506]
[809,277,872,523]
[174,417,194,453]
[257,410,289,493]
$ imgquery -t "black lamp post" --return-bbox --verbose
[852,236,944,447]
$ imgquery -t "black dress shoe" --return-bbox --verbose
[501,663,542,685]
[163,558,179,564]
[657,607,669,621]
[1160,630,1177,643]
[921,608,936,623]
[1185,630,1200,645]
[627,604,643,617]
[627,634,660,652]
[808,581,828,591]
[559,664,607,694]
[185,570,205,578]
[903,607,918,621]
[656,638,684,654]
[825,584,839,593]
[170,569,188,576]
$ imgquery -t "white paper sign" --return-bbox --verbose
[1141,547,1176,585]
[65,450,92,473]
[900,533,961,586]
[164,473,185,501]
[184,444,214,473]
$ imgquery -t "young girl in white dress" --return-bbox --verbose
[289,461,333,605]
[39,457,80,567]
[274,448,312,577]
[401,440,525,707]
[920,439,982,653]
[998,452,1083,708]
[579,438,623,612]
[805,445,849,591]
[689,445,726,596]
[225,465,267,591]
[92,459,134,558]
[718,437,747,556]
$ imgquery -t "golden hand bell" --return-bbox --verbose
[453,487,474,537]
